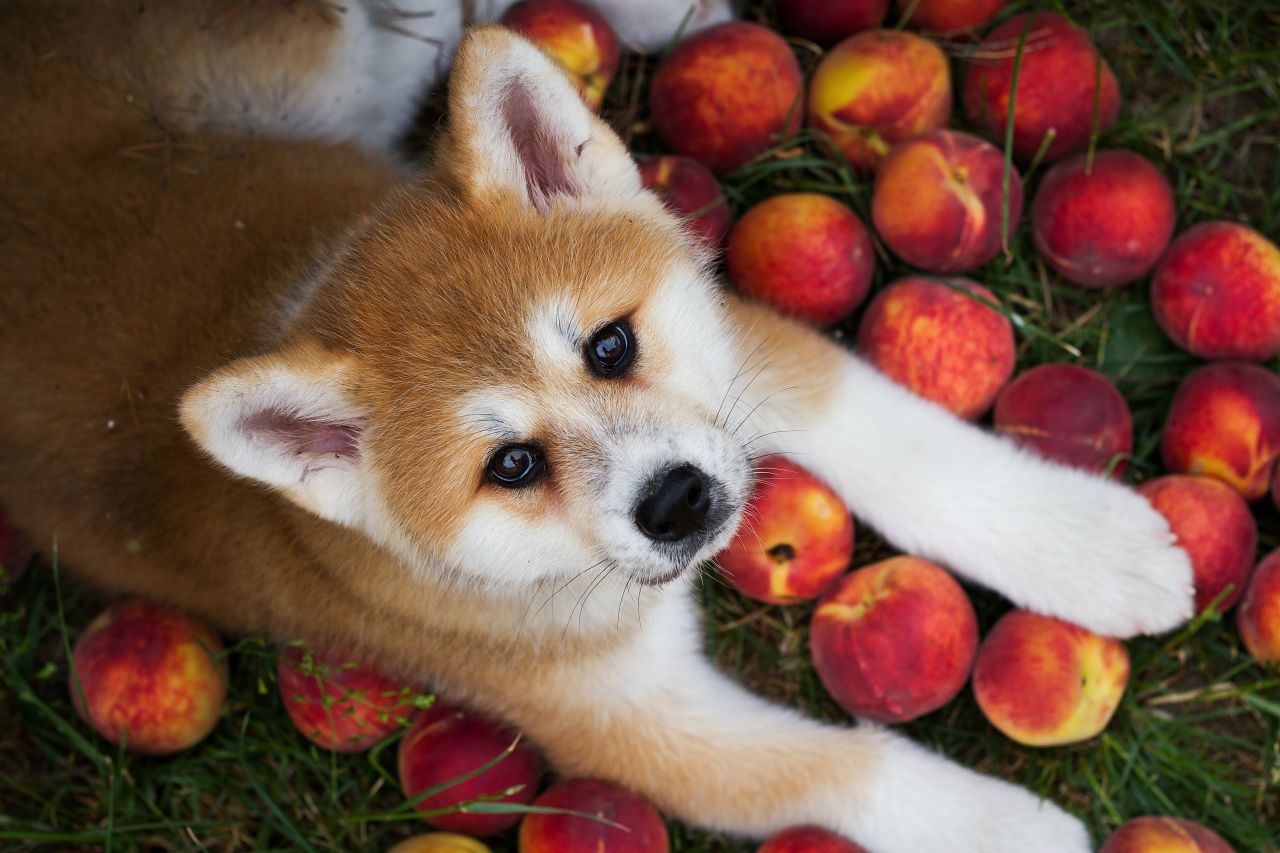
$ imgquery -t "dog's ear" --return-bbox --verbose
[439,26,646,213]
[179,342,371,528]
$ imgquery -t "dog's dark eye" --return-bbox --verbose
[487,444,545,488]
[586,320,635,378]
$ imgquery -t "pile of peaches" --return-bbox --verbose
[5,0,1277,851]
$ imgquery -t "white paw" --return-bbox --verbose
[972,781,1092,853]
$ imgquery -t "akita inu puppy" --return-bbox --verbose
[0,3,1194,851]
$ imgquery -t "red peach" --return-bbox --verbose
[399,703,542,837]
[894,0,1009,39]
[277,644,417,752]
[519,778,668,853]
[70,598,226,755]
[500,0,619,111]
[649,23,803,175]
[758,825,869,852]
[1151,221,1280,361]
[872,129,1023,273]
[637,156,731,250]
[963,12,1120,164]
[726,193,874,325]
[993,363,1133,477]
[1237,549,1280,666]
[1138,475,1257,613]
[811,556,978,723]
[973,609,1129,747]
[1032,150,1176,288]
[1160,362,1280,501]
[857,276,1015,419]
[776,0,887,46]
[808,29,951,173]
[389,834,494,853]
[1100,816,1236,853]
[0,505,31,589]
[716,456,854,605]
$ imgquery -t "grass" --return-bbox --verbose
[3,0,1280,850]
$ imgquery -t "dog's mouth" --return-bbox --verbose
[635,496,744,587]
[640,563,693,587]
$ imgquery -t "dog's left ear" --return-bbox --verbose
[440,26,645,213]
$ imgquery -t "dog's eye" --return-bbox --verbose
[586,320,635,378]
[487,444,545,488]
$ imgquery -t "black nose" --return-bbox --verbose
[635,465,712,542]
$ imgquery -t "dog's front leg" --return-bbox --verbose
[721,296,1194,638]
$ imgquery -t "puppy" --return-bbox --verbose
[0,3,1194,851]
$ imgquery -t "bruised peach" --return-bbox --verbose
[399,703,542,837]
[637,156,731,250]
[811,556,978,723]
[973,609,1129,747]
[1032,150,1176,288]
[758,825,869,852]
[1100,816,1236,853]
[519,778,668,853]
[500,0,619,110]
[71,598,226,754]
[650,22,803,175]
[727,193,874,325]
[1160,362,1280,501]
[1151,221,1280,361]
[993,363,1133,476]
[808,29,951,173]
[1237,549,1280,666]
[963,12,1119,164]
[389,834,494,853]
[277,644,417,752]
[776,0,887,46]
[894,0,1009,39]
[872,129,1023,273]
[857,276,1015,419]
[1138,475,1257,613]
[716,456,854,605]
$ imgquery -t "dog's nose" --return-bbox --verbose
[635,464,712,542]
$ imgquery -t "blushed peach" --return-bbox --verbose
[1138,475,1257,613]
[1100,816,1235,853]
[776,0,887,46]
[500,0,619,110]
[1032,150,1176,288]
[993,363,1133,476]
[637,155,731,250]
[1237,549,1280,666]
[1160,362,1280,501]
[519,778,668,853]
[963,12,1119,164]
[716,456,854,605]
[388,834,494,853]
[808,29,951,173]
[650,22,803,175]
[973,609,1129,747]
[872,129,1023,273]
[811,556,978,723]
[857,276,1015,419]
[727,193,874,325]
[758,825,869,852]
[894,0,1009,39]
[1151,221,1280,361]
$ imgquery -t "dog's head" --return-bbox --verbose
[180,28,755,605]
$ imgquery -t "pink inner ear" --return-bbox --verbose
[243,410,362,459]
[501,79,578,211]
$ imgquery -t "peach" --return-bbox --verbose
[963,12,1120,164]
[776,0,887,46]
[894,0,1009,39]
[993,363,1133,477]
[399,703,542,837]
[70,598,226,754]
[1100,816,1236,853]
[519,778,668,852]
[1237,549,1280,665]
[726,193,874,325]
[808,29,951,173]
[637,155,731,250]
[1032,150,1176,288]
[1160,362,1280,501]
[758,825,869,852]
[0,505,31,589]
[811,556,978,723]
[973,609,1129,747]
[389,834,494,853]
[277,644,417,752]
[857,276,1015,419]
[1150,221,1280,361]
[716,456,854,605]
[1138,475,1257,613]
[649,22,803,175]
[499,0,619,111]
[872,129,1023,273]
